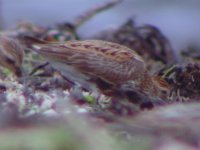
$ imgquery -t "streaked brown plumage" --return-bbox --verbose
[24,36,170,102]
[0,36,24,76]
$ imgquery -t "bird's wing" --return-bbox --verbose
[30,39,146,85]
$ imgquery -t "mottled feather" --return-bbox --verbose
[24,36,170,99]
[31,39,146,85]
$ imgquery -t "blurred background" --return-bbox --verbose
[0,2,200,149]
[1,0,200,54]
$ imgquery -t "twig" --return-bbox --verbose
[71,0,122,28]
[29,62,49,76]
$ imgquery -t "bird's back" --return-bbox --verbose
[29,39,147,85]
